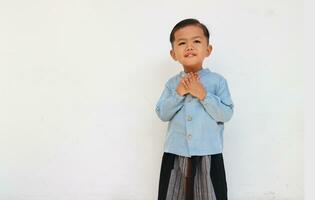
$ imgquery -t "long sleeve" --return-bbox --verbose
[200,78,234,123]
[155,83,185,122]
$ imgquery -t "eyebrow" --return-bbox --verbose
[176,36,202,42]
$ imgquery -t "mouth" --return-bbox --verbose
[184,52,197,57]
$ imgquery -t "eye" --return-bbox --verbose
[194,40,201,43]
[178,42,185,46]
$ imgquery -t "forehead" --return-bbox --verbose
[174,25,205,41]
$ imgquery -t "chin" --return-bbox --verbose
[181,59,202,66]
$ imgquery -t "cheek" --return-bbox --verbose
[202,48,210,56]
[176,50,184,57]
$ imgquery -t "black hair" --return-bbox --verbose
[170,18,210,46]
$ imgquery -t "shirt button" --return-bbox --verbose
[187,115,192,121]
[187,134,192,140]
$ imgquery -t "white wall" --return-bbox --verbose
[0,0,303,199]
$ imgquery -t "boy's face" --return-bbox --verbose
[170,25,212,71]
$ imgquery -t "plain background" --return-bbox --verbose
[0,0,305,199]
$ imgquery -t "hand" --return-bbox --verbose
[182,72,207,100]
[176,72,197,96]
[176,78,189,96]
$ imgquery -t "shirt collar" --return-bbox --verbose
[180,68,210,78]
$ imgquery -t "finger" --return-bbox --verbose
[187,77,192,85]
[180,79,186,86]
[182,79,189,89]
[192,73,197,80]
[185,76,191,85]
[184,78,190,88]
[193,73,200,81]
[190,73,197,83]
[188,73,194,82]
[186,73,191,80]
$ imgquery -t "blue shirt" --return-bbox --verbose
[155,68,234,157]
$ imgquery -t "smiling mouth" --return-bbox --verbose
[185,53,197,57]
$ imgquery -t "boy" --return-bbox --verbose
[156,19,234,200]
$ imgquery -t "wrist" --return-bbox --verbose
[198,91,207,101]
[176,88,186,96]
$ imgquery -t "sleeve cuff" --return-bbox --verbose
[171,89,185,101]
[200,92,216,105]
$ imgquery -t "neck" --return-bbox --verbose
[183,65,203,73]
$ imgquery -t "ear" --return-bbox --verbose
[170,49,177,61]
[206,44,213,57]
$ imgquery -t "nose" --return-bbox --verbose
[186,42,194,51]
